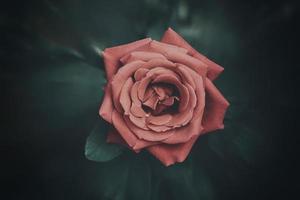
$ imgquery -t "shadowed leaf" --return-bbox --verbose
[85,120,124,162]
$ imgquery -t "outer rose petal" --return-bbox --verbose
[147,135,199,166]
[120,51,166,64]
[102,38,152,80]
[161,28,223,80]
[148,41,208,77]
[111,110,137,147]
[99,83,114,123]
[107,128,127,145]
[106,129,140,153]
[202,78,230,133]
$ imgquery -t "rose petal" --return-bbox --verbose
[106,128,143,152]
[130,104,146,118]
[148,40,207,77]
[129,114,147,129]
[107,127,158,152]
[161,96,176,106]
[99,83,114,123]
[183,67,206,122]
[153,86,172,100]
[163,118,203,144]
[147,114,172,126]
[175,64,196,89]
[164,51,208,77]
[134,140,158,151]
[166,83,196,127]
[146,124,173,132]
[120,51,166,64]
[147,67,181,82]
[119,78,134,115]
[152,104,168,115]
[111,110,155,150]
[161,28,223,80]
[103,38,152,80]
[185,84,197,109]
[202,78,230,133]
[150,40,188,54]
[107,128,127,145]
[154,88,166,101]
[143,87,155,102]
[130,82,142,106]
[166,110,193,127]
[111,61,145,112]
[143,94,159,110]
[152,74,189,112]
[136,66,179,102]
[147,135,199,166]
[124,116,174,142]
[134,68,149,81]
[111,110,138,147]
[129,81,147,118]
[137,75,152,101]
[193,53,224,81]
[141,58,176,72]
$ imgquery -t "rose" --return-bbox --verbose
[99,28,229,166]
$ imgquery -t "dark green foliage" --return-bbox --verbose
[85,120,124,162]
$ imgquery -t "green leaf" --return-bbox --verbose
[85,121,124,162]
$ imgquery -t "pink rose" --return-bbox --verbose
[99,28,229,166]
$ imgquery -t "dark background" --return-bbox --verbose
[1,0,299,199]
